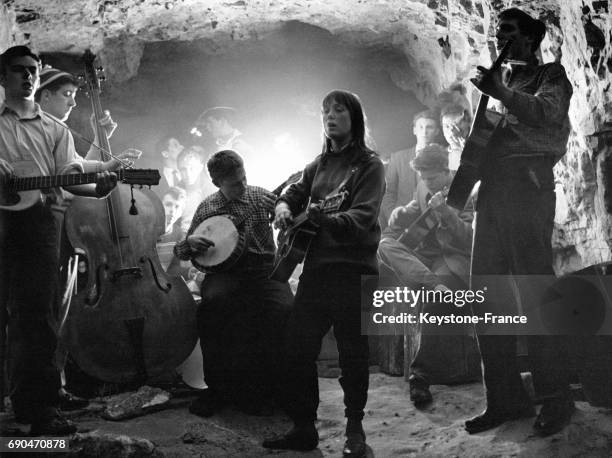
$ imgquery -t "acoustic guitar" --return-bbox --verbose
[191,171,302,274]
[270,190,348,283]
[397,188,449,250]
[446,39,513,210]
[0,161,160,211]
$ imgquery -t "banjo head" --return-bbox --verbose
[192,215,240,267]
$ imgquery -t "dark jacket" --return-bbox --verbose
[279,143,386,272]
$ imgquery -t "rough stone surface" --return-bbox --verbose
[2,374,612,457]
[102,386,171,421]
[66,432,163,458]
[2,0,611,271]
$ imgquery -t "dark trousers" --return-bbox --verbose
[283,265,375,424]
[198,270,293,405]
[472,162,570,407]
[378,238,479,384]
[0,204,62,418]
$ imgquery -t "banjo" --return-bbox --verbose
[190,171,302,274]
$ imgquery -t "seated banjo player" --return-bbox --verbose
[174,149,293,417]
[377,144,478,407]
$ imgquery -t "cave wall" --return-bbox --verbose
[550,0,612,272]
[2,0,611,274]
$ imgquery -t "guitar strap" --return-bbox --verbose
[321,162,360,201]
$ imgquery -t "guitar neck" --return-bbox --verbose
[396,207,433,244]
[271,181,289,197]
[8,171,123,192]
[473,93,490,124]
[472,39,513,125]
[271,171,302,196]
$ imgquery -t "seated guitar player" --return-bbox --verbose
[173,149,293,417]
[377,144,479,407]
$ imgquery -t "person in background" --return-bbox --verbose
[35,66,141,168]
[192,106,254,157]
[377,144,478,408]
[380,109,440,227]
[440,103,472,171]
[176,145,215,230]
[155,135,184,197]
[156,186,196,286]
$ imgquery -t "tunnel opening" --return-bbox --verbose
[43,20,427,188]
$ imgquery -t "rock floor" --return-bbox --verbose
[2,373,612,457]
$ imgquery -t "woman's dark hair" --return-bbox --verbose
[321,90,375,157]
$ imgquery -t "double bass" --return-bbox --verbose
[63,50,197,384]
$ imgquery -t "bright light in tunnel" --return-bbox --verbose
[70,21,427,200]
[245,131,312,190]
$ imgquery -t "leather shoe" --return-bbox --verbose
[465,402,535,434]
[58,388,89,411]
[343,432,367,458]
[408,375,432,407]
[189,389,226,418]
[262,424,319,451]
[533,398,575,436]
[30,409,77,436]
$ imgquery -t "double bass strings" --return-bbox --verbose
[45,113,135,169]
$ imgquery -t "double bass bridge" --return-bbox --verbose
[112,267,143,282]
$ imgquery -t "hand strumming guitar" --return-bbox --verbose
[305,202,333,226]
[274,202,293,230]
[0,158,14,177]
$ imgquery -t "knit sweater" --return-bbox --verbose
[279,143,386,272]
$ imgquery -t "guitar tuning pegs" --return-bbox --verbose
[97,66,104,72]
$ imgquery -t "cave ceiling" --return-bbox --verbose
[5,0,504,105]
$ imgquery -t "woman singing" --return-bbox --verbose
[263,90,385,457]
